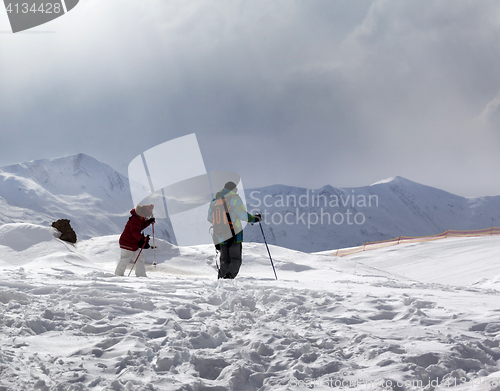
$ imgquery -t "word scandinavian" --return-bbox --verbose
[249,190,379,228]
[250,190,379,209]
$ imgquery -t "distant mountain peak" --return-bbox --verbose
[44,153,104,169]
[0,152,133,240]
[2,152,95,171]
[370,176,405,186]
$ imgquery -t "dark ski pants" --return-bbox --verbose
[218,242,242,279]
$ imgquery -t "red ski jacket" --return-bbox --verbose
[119,209,152,251]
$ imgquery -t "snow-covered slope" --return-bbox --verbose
[244,177,500,252]
[1,223,500,390]
[347,235,500,287]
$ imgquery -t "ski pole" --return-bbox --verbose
[259,222,277,280]
[215,248,220,278]
[128,239,147,277]
[152,221,157,267]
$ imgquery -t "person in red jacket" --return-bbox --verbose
[115,204,155,277]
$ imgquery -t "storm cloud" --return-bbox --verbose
[1,0,499,196]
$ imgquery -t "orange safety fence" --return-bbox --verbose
[333,227,500,257]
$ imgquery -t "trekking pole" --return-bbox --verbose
[152,221,157,267]
[128,239,147,277]
[259,222,277,280]
[215,248,220,278]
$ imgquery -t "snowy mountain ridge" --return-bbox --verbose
[0,153,132,239]
[0,153,129,200]
[1,153,500,251]
[244,176,500,252]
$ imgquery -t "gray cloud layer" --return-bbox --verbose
[1,0,499,196]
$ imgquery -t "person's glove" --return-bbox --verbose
[139,235,151,249]
[147,217,155,224]
[254,213,262,222]
[144,235,151,249]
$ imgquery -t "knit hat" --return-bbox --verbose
[136,204,154,218]
[224,181,237,191]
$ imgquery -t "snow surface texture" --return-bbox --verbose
[2,154,500,252]
[1,224,500,390]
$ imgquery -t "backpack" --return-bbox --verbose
[211,196,236,247]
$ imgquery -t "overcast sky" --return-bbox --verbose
[1,0,499,197]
